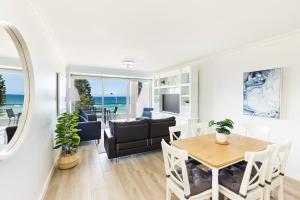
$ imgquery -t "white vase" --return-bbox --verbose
[216,132,228,143]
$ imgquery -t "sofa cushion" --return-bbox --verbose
[79,115,88,122]
[79,109,88,120]
[148,117,176,138]
[111,119,149,143]
[117,139,148,150]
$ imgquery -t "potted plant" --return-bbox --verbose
[54,110,81,169]
[183,99,190,104]
[209,118,234,144]
[160,80,166,85]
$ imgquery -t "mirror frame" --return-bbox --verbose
[0,21,34,160]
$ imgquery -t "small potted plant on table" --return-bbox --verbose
[54,110,81,169]
[209,118,234,144]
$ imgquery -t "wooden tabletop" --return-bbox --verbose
[171,133,270,168]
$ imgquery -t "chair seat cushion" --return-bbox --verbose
[219,164,260,194]
[172,163,212,196]
[219,166,244,194]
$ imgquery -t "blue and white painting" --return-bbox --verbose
[243,68,282,119]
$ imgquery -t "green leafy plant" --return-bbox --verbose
[54,110,81,155]
[160,80,166,85]
[209,118,234,135]
[183,99,190,104]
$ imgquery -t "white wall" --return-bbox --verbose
[197,30,300,180]
[0,1,65,200]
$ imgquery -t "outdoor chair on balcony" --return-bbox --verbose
[6,109,21,125]
[111,106,118,120]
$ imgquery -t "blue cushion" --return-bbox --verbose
[143,107,153,112]
[142,111,152,118]
[79,109,88,120]
[79,115,88,122]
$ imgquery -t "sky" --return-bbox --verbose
[1,73,24,95]
[88,79,127,97]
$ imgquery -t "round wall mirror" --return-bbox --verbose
[0,22,32,159]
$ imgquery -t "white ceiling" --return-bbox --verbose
[31,0,300,72]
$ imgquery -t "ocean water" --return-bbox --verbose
[0,95,128,118]
[93,96,127,113]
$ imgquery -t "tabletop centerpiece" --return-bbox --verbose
[209,118,234,145]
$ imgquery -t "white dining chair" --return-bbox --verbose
[242,124,271,141]
[161,140,212,200]
[169,124,189,142]
[191,122,209,136]
[264,141,292,200]
[219,146,272,200]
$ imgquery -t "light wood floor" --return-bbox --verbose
[44,142,300,200]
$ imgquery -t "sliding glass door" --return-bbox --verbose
[72,75,152,123]
[102,78,129,119]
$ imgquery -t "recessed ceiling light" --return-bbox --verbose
[122,59,135,69]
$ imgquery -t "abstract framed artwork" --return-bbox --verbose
[243,68,282,119]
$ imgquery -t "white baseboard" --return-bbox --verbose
[38,153,60,200]
[286,170,300,182]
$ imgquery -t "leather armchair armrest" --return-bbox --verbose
[104,129,116,159]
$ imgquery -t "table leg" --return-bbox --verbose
[212,168,219,200]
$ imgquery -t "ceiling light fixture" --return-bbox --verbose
[122,59,135,69]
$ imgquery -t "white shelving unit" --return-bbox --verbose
[152,66,198,124]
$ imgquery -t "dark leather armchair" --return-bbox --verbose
[79,109,97,122]
[77,121,101,142]
[77,109,101,142]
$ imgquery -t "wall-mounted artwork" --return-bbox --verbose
[243,68,282,119]
[56,73,67,116]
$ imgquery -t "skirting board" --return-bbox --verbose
[38,153,60,200]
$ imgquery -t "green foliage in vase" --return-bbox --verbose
[54,110,81,155]
[0,75,6,113]
[184,99,190,104]
[209,118,234,135]
[74,79,95,108]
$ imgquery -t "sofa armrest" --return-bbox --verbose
[87,114,97,121]
[104,129,116,159]
[77,121,101,142]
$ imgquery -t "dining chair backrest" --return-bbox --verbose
[243,124,271,141]
[191,122,209,136]
[161,140,191,197]
[239,146,272,197]
[266,141,292,183]
[6,109,15,118]
[169,124,189,142]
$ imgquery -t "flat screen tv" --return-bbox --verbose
[162,94,180,114]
